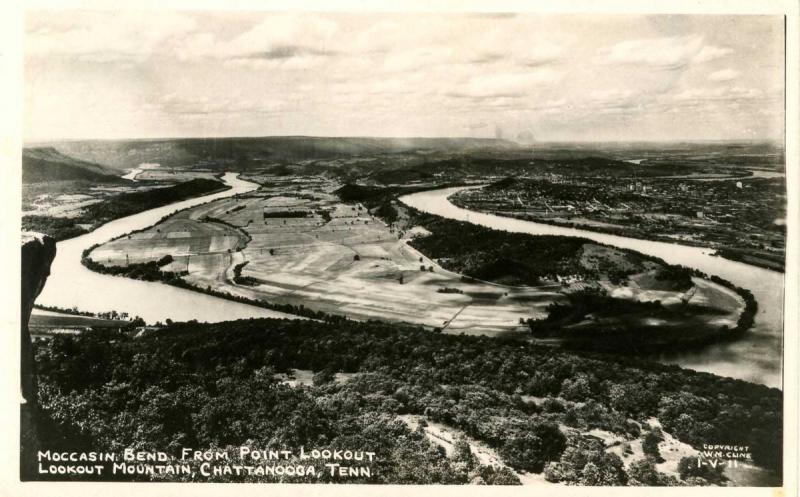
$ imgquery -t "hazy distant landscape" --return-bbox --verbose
[24,137,785,269]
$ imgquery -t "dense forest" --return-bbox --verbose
[405,209,654,286]
[23,179,227,241]
[22,147,122,183]
[33,318,782,484]
[336,184,659,287]
[336,183,421,205]
[525,288,757,353]
[410,156,700,180]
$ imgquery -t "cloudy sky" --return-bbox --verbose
[24,11,784,142]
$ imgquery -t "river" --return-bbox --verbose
[35,177,783,387]
[37,173,300,324]
[400,186,784,388]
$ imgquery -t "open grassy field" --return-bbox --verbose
[28,308,127,336]
[91,199,249,274]
[85,175,745,339]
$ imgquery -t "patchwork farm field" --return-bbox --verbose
[86,176,745,337]
[28,309,127,334]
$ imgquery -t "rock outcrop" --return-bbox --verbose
[20,232,56,479]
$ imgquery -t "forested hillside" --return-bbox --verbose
[22,147,122,183]
[34,318,782,484]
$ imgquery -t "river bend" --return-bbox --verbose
[37,173,299,324]
[400,186,783,388]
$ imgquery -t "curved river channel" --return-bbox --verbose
[37,178,783,388]
[400,187,784,388]
[37,173,299,324]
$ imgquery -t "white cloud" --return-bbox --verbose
[708,68,740,81]
[466,30,565,67]
[26,11,196,61]
[26,11,344,69]
[177,14,340,67]
[694,45,734,63]
[602,35,732,68]
[24,12,783,142]
[357,16,568,73]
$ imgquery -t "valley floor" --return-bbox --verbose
[86,176,744,341]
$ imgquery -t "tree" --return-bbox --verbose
[551,436,627,486]
[628,458,661,486]
[642,430,664,463]
[312,368,335,387]
[608,383,658,417]
[479,465,521,485]
[452,436,476,469]
[498,422,566,473]
[580,462,602,485]
[543,462,565,482]
[560,374,596,401]
[628,458,678,486]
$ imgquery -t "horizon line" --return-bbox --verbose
[23,134,785,147]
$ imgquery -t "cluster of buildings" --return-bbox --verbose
[455,174,786,261]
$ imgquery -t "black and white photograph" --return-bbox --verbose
[5,1,798,494]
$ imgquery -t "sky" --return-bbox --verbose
[24,11,785,143]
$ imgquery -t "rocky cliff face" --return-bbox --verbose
[20,232,56,479]
[21,232,56,339]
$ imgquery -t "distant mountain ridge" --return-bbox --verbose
[22,147,123,183]
[34,136,520,170]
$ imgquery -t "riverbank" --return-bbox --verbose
[78,177,560,335]
[38,176,782,387]
[454,208,785,273]
[79,176,755,357]
[77,192,329,321]
[23,178,230,241]
[80,252,335,322]
[448,171,786,274]
[396,202,753,354]
[400,186,783,388]
[36,173,300,323]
